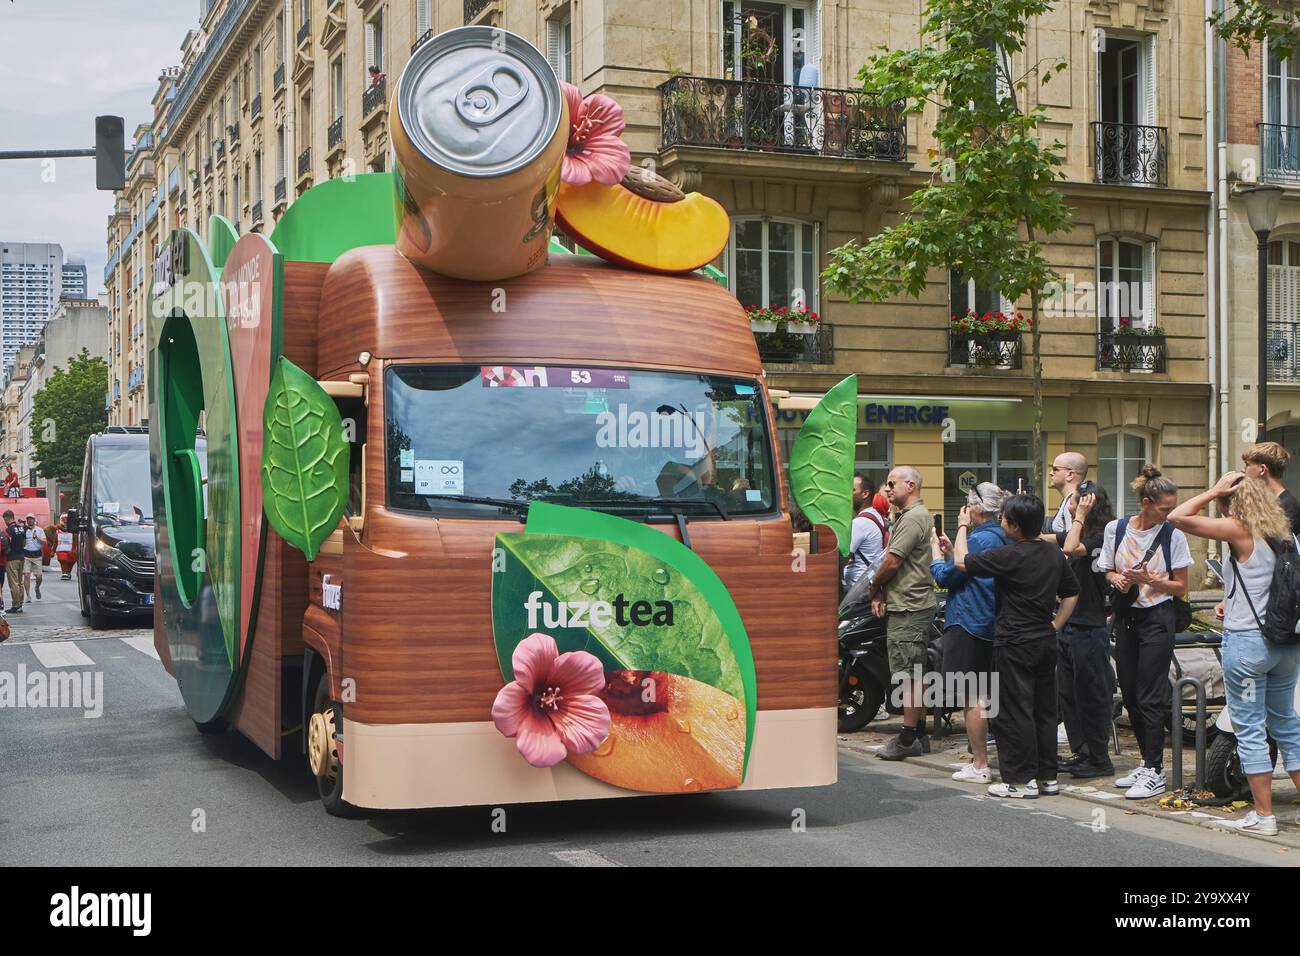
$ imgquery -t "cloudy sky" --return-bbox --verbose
[0,1,200,293]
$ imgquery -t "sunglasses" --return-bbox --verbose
[884,479,914,489]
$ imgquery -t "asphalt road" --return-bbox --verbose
[1,576,1295,866]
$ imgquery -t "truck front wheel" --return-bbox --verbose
[308,670,361,818]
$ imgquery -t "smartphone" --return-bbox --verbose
[933,513,944,537]
[1017,477,1025,494]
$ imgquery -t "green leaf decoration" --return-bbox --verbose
[260,357,349,561]
[789,374,858,555]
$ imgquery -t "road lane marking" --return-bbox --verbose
[120,636,160,660]
[29,641,95,668]
[550,849,622,867]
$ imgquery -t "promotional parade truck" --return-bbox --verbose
[149,26,856,816]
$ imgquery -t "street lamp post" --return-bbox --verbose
[1242,183,1284,443]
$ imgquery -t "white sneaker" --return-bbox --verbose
[988,781,1038,799]
[1115,762,1148,788]
[1214,811,1279,836]
[1124,766,1167,800]
[1039,779,1059,796]
[952,763,991,783]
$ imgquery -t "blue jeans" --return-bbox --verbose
[1222,629,1300,776]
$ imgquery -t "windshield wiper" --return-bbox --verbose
[419,494,530,515]
[572,496,731,520]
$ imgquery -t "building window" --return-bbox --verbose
[365,11,385,75]
[943,430,1036,532]
[276,126,285,180]
[1097,236,1154,331]
[1097,33,1155,126]
[416,0,432,38]
[1098,429,1151,516]
[949,269,1003,317]
[546,12,573,84]
[330,57,344,122]
[722,1,820,84]
[729,218,818,310]
[275,13,285,64]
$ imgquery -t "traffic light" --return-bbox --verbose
[95,115,125,191]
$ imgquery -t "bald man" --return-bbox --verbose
[1048,452,1088,533]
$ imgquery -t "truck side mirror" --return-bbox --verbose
[66,508,83,533]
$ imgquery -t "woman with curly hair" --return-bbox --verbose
[1170,471,1300,836]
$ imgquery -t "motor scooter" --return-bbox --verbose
[837,571,947,733]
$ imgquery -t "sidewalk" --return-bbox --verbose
[842,716,1300,850]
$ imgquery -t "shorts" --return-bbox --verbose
[22,555,41,574]
[940,625,994,706]
[886,606,936,677]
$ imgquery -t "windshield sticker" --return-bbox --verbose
[734,384,755,395]
[746,489,762,502]
[480,365,630,389]
[400,469,414,483]
[414,459,464,495]
[101,502,120,514]
[399,448,414,468]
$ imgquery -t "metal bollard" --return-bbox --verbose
[1169,676,1207,793]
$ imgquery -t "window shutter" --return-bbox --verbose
[1143,33,1157,125]
[996,46,1012,102]
[1143,241,1156,328]
[546,20,561,80]
[1095,31,1105,121]
[809,1,821,71]
[416,0,431,37]
[365,22,376,73]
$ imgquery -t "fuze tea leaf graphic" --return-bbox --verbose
[260,357,349,561]
[492,534,740,701]
[789,374,858,555]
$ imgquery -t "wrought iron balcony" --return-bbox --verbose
[1091,122,1167,186]
[754,324,834,365]
[297,19,311,47]
[328,116,344,149]
[1260,122,1300,183]
[215,139,225,160]
[251,92,263,119]
[251,200,263,224]
[274,63,286,92]
[1267,320,1300,382]
[948,331,1024,369]
[363,76,386,118]
[1097,332,1167,372]
[297,148,311,179]
[274,178,287,205]
[659,75,906,161]
[412,30,433,54]
[204,158,213,177]
[228,122,240,143]
[464,0,491,22]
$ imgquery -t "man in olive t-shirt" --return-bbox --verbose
[869,465,937,760]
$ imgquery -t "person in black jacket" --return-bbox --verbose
[3,510,26,613]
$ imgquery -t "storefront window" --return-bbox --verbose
[943,430,1034,532]
[1098,429,1150,516]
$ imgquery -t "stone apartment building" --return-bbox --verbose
[110,0,1221,560]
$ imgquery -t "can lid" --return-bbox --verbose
[397,26,563,179]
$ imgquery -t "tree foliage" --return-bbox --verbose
[822,0,1072,487]
[1211,0,1300,60]
[31,348,108,485]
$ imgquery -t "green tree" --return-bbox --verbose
[822,0,1071,488]
[31,348,109,485]
[1211,2,1300,59]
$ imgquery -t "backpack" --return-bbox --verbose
[1112,518,1193,632]
[1229,535,1300,646]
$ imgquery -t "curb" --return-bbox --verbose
[839,736,1300,850]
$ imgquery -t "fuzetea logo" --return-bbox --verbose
[525,590,674,629]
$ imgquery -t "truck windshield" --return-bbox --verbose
[93,443,155,525]
[385,364,778,518]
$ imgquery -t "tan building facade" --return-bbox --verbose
[110,0,1217,571]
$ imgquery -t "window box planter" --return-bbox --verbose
[788,322,819,336]
[750,319,776,333]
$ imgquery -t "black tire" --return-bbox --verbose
[193,716,228,735]
[1205,733,1250,800]
[838,663,885,733]
[311,671,362,818]
[89,603,113,630]
[78,576,89,618]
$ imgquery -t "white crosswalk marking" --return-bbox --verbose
[120,636,160,660]
[550,849,622,867]
[29,641,95,668]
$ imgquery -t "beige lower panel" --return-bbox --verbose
[342,706,838,810]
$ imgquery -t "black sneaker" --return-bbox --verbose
[1058,752,1088,770]
[6,606,21,613]
[1067,759,1116,779]
[877,734,925,760]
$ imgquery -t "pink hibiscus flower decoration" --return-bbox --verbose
[560,81,631,186]
[491,633,611,768]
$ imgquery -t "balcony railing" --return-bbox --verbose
[658,76,906,161]
[412,29,433,54]
[754,324,834,364]
[215,139,225,160]
[1096,332,1167,372]
[298,148,311,178]
[464,0,491,22]
[274,63,286,92]
[948,331,1024,370]
[1091,122,1167,187]
[297,19,311,47]
[363,76,386,118]
[204,158,213,177]
[1260,122,1300,183]
[228,122,240,144]
[251,200,263,224]
[251,92,263,119]
[274,178,287,205]
[328,116,344,149]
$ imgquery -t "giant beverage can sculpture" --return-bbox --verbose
[391,26,567,281]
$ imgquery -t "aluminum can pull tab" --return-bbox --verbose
[456,64,529,127]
